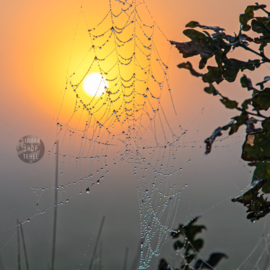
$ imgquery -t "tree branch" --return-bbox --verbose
[240,44,270,63]
[236,107,268,119]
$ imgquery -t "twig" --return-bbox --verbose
[51,140,59,270]
[19,222,30,270]
[217,91,268,119]
[89,216,105,270]
[236,107,268,119]
[240,44,270,63]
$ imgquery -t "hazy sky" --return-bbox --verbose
[0,0,269,269]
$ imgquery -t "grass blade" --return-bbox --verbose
[123,247,128,270]
[51,140,59,270]
[16,219,21,270]
[19,222,30,270]
[89,216,105,270]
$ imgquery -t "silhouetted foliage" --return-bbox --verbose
[158,217,227,270]
[232,179,270,222]
[171,3,270,222]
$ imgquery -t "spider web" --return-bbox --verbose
[47,0,186,268]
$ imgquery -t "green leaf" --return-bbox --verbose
[170,40,215,58]
[252,88,270,110]
[240,12,253,27]
[183,29,207,42]
[252,161,270,193]
[240,74,253,90]
[222,67,239,82]
[241,99,252,109]
[256,17,270,29]
[259,42,267,52]
[185,253,196,264]
[206,253,228,268]
[185,21,225,32]
[185,21,199,28]
[242,24,251,31]
[174,240,184,250]
[232,179,270,221]
[204,127,222,154]
[194,253,228,269]
[177,62,203,77]
[262,118,270,131]
[255,35,270,44]
[192,239,204,252]
[239,5,267,31]
[203,66,223,84]
[158,259,170,270]
[228,113,248,135]
[172,217,206,254]
[232,179,265,204]
[221,58,261,83]
[199,57,208,69]
[224,58,261,72]
[242,130,270,161]
[204,84,219,95]
[220,97,238,109]
[252,19,270,34]
[221,120,234,131]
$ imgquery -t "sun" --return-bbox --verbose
[83,73,108,97]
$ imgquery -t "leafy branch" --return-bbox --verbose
[172,3,270,221]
